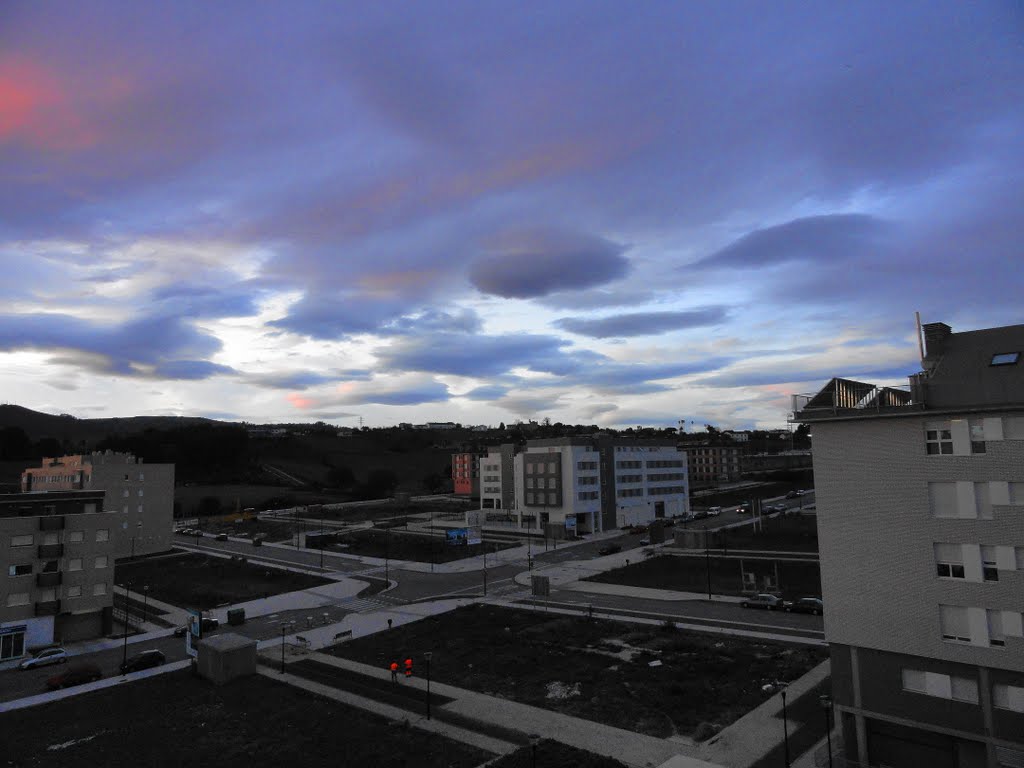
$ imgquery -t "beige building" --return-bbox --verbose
[21,451,174,559]
[1,491,116,660]
[794,322,1024,768]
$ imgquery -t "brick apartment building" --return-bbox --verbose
[21,451,174,559]
[793,321,1024,767]
[1,490,116,659]
[686,445,743,488]
[451,452,483,497]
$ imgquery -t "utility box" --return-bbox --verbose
[227,608,245,626]
[196,633,257,685]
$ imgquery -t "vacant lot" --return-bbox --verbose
[706,514,818,552]
[115,552,331,610]
[587,554,821,599]
[0,670,489,768]
[329,604,827,740]
[182,516,294,542]
[333,529,514,564]
[491,740,627,768]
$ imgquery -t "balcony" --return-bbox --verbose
[34,599,61,616]
[790,378,919,422]
[36,572,62,587]
[37,543,64,559]
[39,516,65,531]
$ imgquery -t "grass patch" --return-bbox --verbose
[704,514,818,552]
[0,669,489,768]
[587,555,820,599]
[328,604,827,741]
[114,552,331,610]
[490,740,627,768]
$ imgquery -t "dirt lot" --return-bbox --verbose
[331,528,515,564]
[704,513,818,552]
[114,552,331,610]
[0,670,489,768]
[329,604,827,741]
[491,740,627,768]
[587,554,821,599]
[183,516,294,542]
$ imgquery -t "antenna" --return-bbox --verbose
[358,416,364,429]
[915,311,925,365]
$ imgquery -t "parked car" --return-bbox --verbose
[736,502,752,514]
[740,594,783,610]
[692,510,709,520]
[597,543,622,556]
[785,491,800,499]
[19,647,68,670]
[46,664,102,690]
[215,532,229,541]
[638,537,650,546]
[796,489,808,496]
[707,506,722,516]
[783,597,823,615]
[120,649,166,674]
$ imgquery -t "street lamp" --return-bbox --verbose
[385,527,390,586]
[319,505,325,571]
[121,580,132,669]
[820,694,833,768]
[529,734,541,768]
[424,651,433,720]
[280,621,294,673]
[142,585,150,624]
[776,682,790,767]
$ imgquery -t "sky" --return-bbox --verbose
[1,1,1021,429]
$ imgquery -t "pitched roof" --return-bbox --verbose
[923,323,1024,409]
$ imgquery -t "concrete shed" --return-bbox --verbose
[196,632,258,685]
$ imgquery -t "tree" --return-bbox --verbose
[198,496,221,517]
[326,465,355,489]
[422,472,443,493]
[0,427,32,459]
[364,468,399,497]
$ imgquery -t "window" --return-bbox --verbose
[926,425,954,455]
[138,489,143,497]
[940,605,971,643]
[0,629,25,660]
[67,585,82,598]
[982,545,999,581]
[902,669,978,703]
[526,493,535,505]
[38,588,56,602]
[5,593,29,607]
[991,352,1020,366]
[934,543,965,579]
[526,464,534,475]
[7,564,31,577]
[67,530,84,543]
[526,478,534,489]
[988,609,1005,647]
[68,558,82,572]
[93,583,107,596]
[548,462,556,474]
[547,493,556,505]
[577,491,599,501]
[1017,547,1024,570]
[41,560,58,574]
[96,529,109,542]
[929,483,960,518]
[577,461,597,471]
[123,489,129,497]
[994,684,1024,713]
[578,476,598,485]
[42,532,59,545]
[10,535,33,548]
[94,556,108,569]
[970,420,986,454]
[83,503,96,514]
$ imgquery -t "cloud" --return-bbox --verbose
[376,332,569,377]
[469,229,630,299]
[246,372,336,390]
[556,307,728,338]
[288,377,451,409]
[695,215,888,270]
[461,384,511,401]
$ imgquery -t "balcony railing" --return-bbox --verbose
[791,378,918,421]
[37,543,64,559]
[34,599,61,616]
[36,572,62,587]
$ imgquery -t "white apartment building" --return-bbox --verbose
[507,437,689,537]
[793,322,1024,768]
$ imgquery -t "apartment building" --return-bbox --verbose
[686,445,743,488]
[793,322,1024,768]
[21,451,174,559]
[1,491,116,659]
[479,444,516,512]
[451,452,483,497]
[512,437,689,537]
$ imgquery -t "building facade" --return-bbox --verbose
[686,445,743,488]
[794,322,1024,768]
[21,451,174,559]
[451,452,482,497]
[1,491,115,660]
[510,437,689,536]
[479,444,516,512]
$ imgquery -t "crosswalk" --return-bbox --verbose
[335,592,406,614]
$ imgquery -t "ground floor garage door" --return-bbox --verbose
[57,611,103,643]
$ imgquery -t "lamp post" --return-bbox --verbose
[529,734,541,768]
[121,580,132,669]
[820,694,833,768]
[385,527,390,586]
[424,651,433,720]
[705,543,712,601]
[778,682,790,767]
[142,585,149,624]
[429,508,435,573]
[319,505,324,571]
[280,621,293,673]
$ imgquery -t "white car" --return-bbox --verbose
[20,647,68,670]
[707,506,722,516]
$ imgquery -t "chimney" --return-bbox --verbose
[921,322,952,369]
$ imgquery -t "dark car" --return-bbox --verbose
[783,597,823,615]
[736,503,752,514]
[46,664,102,690]
[598,543,622,556]
[215,533,229,541]
[785,491,800,499]
[120,649,166,674]
[740,594,783,610]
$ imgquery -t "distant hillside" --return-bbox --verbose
[0,404,222,444]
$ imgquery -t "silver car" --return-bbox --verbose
[20,647,68,670]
